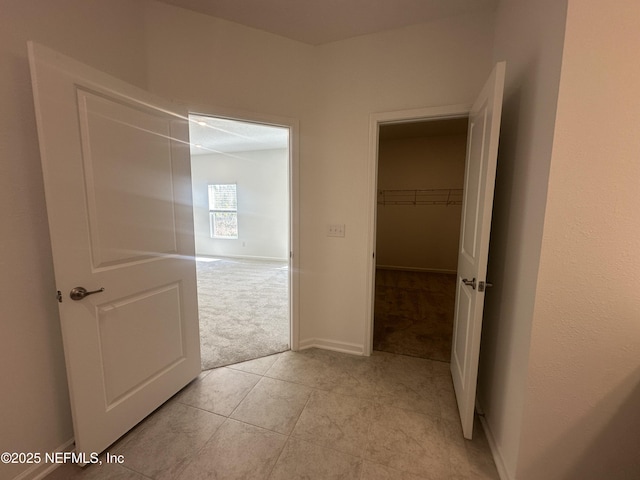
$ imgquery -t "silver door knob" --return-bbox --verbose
[69,287,105,301]
[478,281,493,292]
[462,278,476,289]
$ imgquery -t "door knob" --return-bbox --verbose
[478,281,493,292]
[462,278,476,289]
[69,286,105,301]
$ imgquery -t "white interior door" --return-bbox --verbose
[451,61,506,439]
[28,42,201,456]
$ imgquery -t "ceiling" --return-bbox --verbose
[156,0,499,45]
[183,1,484,153]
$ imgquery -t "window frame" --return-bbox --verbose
[208,183,238,239]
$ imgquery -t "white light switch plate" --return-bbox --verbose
[327,224,345,237]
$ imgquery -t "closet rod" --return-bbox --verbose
[377,188,463,206]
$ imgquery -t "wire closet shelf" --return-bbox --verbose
[377,188,463,206]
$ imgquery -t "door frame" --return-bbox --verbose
[187,104,300,352]
[364,103,472,356]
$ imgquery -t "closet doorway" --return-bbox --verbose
[373,117,468,362]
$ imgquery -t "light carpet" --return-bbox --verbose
[196,257,290,370]
[373,268,456,363]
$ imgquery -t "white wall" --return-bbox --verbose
[7,2,639,478]
[0,1,149,479]
[142,2,317,119]
[480,1,640,479]
[143,2,497,352]
[517,1,640,478]
[1,2,496,477]
[300,13,495,351]
[191,148,289,260]
[376,133,466,272]
[476,1,568,478]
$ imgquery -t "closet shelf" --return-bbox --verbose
[377,188,463,206]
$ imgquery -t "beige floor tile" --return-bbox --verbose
[438,383,461,422]
[265,350,352,390]
[382,354,435,383]
[42,455,149,480]
[174,366,260,416]
[195,369,212,380]
[291,390,374,458]
[443,423,476,480]
[360,461,433,480]
[461,418,500,479]
[44,349,498,480]
[110,401,225,480]
[381,360,458,421]
[226,353,283,375]
[231,377,312,434]
[177,419,286,480]
[374,374,442,416]
[269,437,361,480]
[365,405,452,478]
[328,353,388,399]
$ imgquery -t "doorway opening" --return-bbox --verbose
[368,112,470,363]
[188,114,292,370]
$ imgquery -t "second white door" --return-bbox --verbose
[451,61,506,439]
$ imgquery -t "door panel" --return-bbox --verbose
[452,278,473,382]
[78,89,179,267]
[451,62,505,439]
[28,42,201,456]
[460,117,485,263]
[98,282,185,405]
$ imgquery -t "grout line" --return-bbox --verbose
[102,349,492,480]
[288,388,315,436]
[226,371,265,420]
[265,435,290,479]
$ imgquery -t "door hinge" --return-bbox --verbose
[56,290,63,303]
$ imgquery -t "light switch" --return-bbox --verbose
[327,224,346,237]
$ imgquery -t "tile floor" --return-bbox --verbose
[46,349,499,480]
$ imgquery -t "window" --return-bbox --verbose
[208,184,238,239]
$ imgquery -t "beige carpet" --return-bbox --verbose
[196,257,290,370]
[373,268,456,362]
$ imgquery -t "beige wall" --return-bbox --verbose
[1,2,496,477]
[0,1,149,479]
[376,134,466,272]
[143,2,496,351]
[142,2,317,119]
[518,0,640,478]
[191,149,289,260]
[477,0,568,478]
[480,1,640,479]
[10,2,637,480]
[299,13,495,350]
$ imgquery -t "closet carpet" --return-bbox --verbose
[197,257,290,370]
[373,268,456,363]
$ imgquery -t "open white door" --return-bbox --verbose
[451,61,505,439]
[28,42,201,456]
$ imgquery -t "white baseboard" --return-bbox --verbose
[195,253,288,262]
[476,400,512,480]
[298,338,364,356]
[12,438,74,480]
[376,264,457,275]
